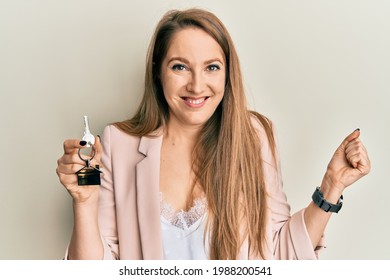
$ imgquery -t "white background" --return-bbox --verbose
[0,0,389,259]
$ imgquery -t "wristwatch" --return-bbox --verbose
[312,187,343,213]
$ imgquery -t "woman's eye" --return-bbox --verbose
[207,64,220,71]
[171,64,187,71]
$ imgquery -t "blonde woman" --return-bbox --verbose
[56,8,370,260]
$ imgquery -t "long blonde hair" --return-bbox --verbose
[115,8,276,259]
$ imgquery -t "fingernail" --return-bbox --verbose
[354,128,360,132]
[79,140,87,146]
[97,135,101,142]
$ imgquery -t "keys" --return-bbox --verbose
[82,115,95,147]
[76,115,102,186]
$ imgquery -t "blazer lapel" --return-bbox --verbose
[136,134,164,259]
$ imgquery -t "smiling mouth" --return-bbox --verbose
[181,96,210,107]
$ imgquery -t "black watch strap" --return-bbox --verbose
[312,187,343,213]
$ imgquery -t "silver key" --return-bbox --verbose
[82,115,95,147]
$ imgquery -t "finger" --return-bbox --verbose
[93,135,103,161]
[63,139,89,154]
[58,148,103,172]
[57,171,77,185]
[57,160,105,184]
[345,138,369,158]
[89,135,104,169]
[57,162,87,175]
[58,153,86,166]
[346,153,371,175]
[345,139,363,156]
[346,151,361,168]
[338,128,361,151]
[59,147,102,167]
[345,143,371,169]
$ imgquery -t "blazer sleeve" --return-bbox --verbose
[97,125,120,259]
[253,117,325,259]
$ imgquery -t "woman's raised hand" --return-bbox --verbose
[56,136,103,204]
[322,129,371,194]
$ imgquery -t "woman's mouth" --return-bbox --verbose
[181,96,209,108]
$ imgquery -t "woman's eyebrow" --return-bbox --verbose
[167,57,190,64]
[167,57,224,65]
[204,58,224,65]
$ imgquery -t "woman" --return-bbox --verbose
[56,8,370,260]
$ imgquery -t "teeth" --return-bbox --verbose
[186,97,205,104]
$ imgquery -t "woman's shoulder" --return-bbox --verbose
[101,124,142,152]
[102,124,140,140]
[101,124,163,153]
[249,111,278,163]
[249,111,275,138]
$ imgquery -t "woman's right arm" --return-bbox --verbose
[56,138,104,259]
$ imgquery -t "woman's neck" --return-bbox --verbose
[164,119,202,148]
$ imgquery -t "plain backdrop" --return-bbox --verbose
[0,0,389,259]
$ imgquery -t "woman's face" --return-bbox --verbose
[160,27,226,129]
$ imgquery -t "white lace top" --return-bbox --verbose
[160,193,209,260]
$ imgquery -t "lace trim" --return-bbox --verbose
[160,193,207,230]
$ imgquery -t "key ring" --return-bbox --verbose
[76,116,102,186]
[76,145,102,186]
[78,145,96,166]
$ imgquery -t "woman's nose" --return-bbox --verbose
[186,71,205,94]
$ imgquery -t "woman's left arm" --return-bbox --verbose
[304,129,371,248]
